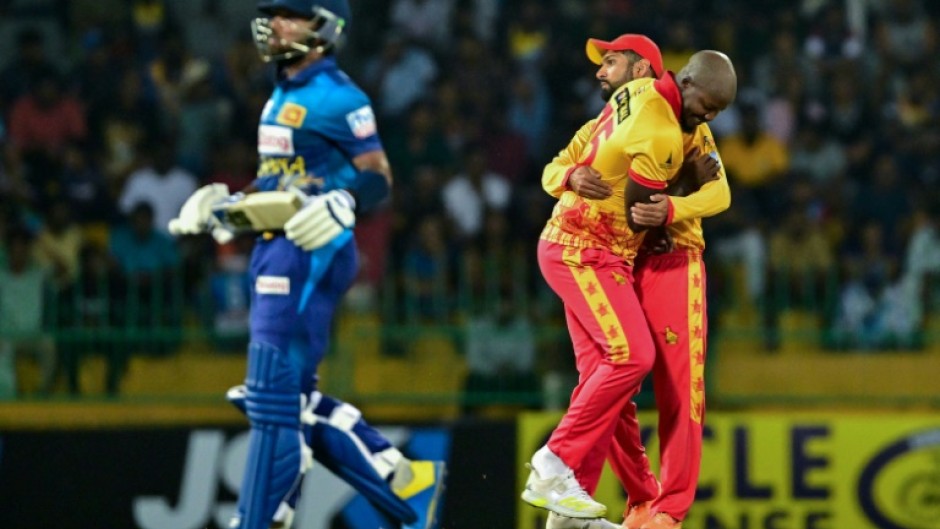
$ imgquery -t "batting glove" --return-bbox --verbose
[284,189,356,251]
[168,183,234,244]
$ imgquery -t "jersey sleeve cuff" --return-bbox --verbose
[665,197,675,225]
[629,169,668,190]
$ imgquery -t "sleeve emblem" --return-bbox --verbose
[346,105,377,139]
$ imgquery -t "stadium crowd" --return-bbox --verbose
[1,0,939,397]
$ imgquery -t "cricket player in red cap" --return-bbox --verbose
[556,35,738,529]
[521,32,678,528]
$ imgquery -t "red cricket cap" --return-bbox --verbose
[586,34,663,77]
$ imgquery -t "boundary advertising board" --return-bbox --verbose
[517,412,940,529]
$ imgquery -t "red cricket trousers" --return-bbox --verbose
[577,249,708,521]
[537,240,655,474]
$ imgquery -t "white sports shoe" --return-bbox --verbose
[546,512,621,529]
[521,464,607,519]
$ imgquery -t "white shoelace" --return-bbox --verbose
[561,473,594,501]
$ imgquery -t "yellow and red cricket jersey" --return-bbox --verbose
[665,122,732,251]
[540,75,685,264]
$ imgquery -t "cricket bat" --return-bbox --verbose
[212,191,305,231]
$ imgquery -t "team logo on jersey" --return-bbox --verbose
[276,102,307,128]
[256,275,290,295]
[258,125,295,155]
[346,105,377,139]
[614,89,631,123]
[663,326,679,345]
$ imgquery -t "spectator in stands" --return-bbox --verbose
[802,2,864,77]
[507,0,551,68]
[100,69,161,181]
[383,101,454,186]
[72,31,123,143]
[902,202,940,334]
[206,138,256,193]
[7,69,87,202]
[752,29,816,100]
[713,101,788,307]
[209,233,252,347]
[390,0,456,48]
[0,28,55,115]
[660,19,697,73]
[507,71,552,165]
[441,144,511,245]
[482,109,530,185]
[108,201,181,353]
[462,295,538,415]
[131,0,179,62]
[59,143,117,224]
[835,220,908,349]
[57,242,127,394]
[762,69,805,144]
[362,32,438,123]
[392,164,446,261]
[118,140,197,236]
[110,201,180,280]
[32,201,83,290]
[789,113,847,186]
[0,227,56,398]
[402,215,450,321]
[853,154,911,242]
[765,180,836,350]
[450,34,505,119]
[176,59,232,175]
[146,31,210,124]
[874,0,937,69]
[827,67,875,175]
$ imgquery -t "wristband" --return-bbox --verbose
[349,169,390,214]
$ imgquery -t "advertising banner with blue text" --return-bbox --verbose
[517,411,940,529]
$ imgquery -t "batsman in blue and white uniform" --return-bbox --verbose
[169,2,445,528]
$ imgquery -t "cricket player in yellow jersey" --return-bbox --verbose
[521,34,736,529]
[521,33,677,523]
[564,50,736,529]
[614,123,731,529]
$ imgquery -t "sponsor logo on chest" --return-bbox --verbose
[258,125,295,156]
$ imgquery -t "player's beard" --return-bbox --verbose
[599,63,637,102]
[600,79,627,101]
[680,114,700,133]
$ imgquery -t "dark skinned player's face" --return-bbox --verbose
[679,79,728,132]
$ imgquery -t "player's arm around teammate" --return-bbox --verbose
[523,34,683,525]
[619,53,736,529]
[566,51,737,529]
